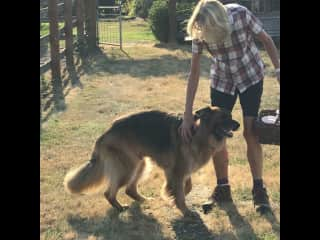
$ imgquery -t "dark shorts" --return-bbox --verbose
[210,81,263,117]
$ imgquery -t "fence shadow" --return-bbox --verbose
[40,44,212,124]
[41,54,85,124]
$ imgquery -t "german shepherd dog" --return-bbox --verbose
[64,106,240,216]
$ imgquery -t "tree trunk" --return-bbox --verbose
[168,0,177,44]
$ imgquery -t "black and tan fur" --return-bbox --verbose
[64,106,240,216]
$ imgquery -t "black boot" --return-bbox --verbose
[202,185,233,214]
[252,186,271,214]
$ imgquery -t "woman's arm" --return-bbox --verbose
[179,53,200,143]
[180,52,201,142]
[185,53,201,116]
[256,30,280,83]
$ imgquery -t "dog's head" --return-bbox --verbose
[194,106,240,141]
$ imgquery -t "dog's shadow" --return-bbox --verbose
[67,202,170,240]
[67,201,274,240]
[171,210,237,240]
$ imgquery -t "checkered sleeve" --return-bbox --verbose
[245,8,263,35]
[192,39,203,54]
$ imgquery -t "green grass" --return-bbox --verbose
[98,18,156,44]
[41,22,64,36]
[40,22,77,37]
[121,19,156,42]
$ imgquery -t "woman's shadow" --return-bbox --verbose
[67,201,278,239]
[219,202,258,239]
[171,210,236,240]
[67,202,171,240]
[260,207,280,237]
[218,202,279,239]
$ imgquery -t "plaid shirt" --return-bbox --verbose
[192,4,265,95]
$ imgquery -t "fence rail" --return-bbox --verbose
[40,3,65,21]
[40,19,78,73]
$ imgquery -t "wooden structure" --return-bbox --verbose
[41,0,98,109]
[221,0,280,38]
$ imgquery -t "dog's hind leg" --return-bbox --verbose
[104,181,129,212]
[103,148,133,212]
[125,159,149,202]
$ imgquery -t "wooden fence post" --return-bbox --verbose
[87,0,98,52]
[48,0,64,108]
[64,0,74,68]
[64,0,79,85]
[76,0,85,56]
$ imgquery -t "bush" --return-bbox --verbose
[135,0,154,18]
[127,0,154,18]
[148,0,196,43]
[176,1,196,43]
[148,0,169,43]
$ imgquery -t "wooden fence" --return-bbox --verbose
[40,0,98,108]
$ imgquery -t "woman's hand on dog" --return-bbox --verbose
[179,112,195,143]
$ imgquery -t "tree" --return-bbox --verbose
[168,0,177,44]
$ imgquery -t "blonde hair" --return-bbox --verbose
[187,0,232,45]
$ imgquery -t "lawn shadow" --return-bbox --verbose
[120,48,134,60]
[40,44,211,124]
[153,42,192,52]
[87,46,212,80]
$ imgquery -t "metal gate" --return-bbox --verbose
[97,3,123,49]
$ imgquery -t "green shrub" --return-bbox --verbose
[148,0,169,42]
[176,1,196,43]
[148,0,197,43]
[133,0,154,18]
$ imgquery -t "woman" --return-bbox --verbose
[179,0,280,213]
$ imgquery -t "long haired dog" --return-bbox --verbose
[64,106,240,216]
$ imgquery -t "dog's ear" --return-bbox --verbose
[194,106,212,121]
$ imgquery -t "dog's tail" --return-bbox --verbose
[63,150,105,195]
